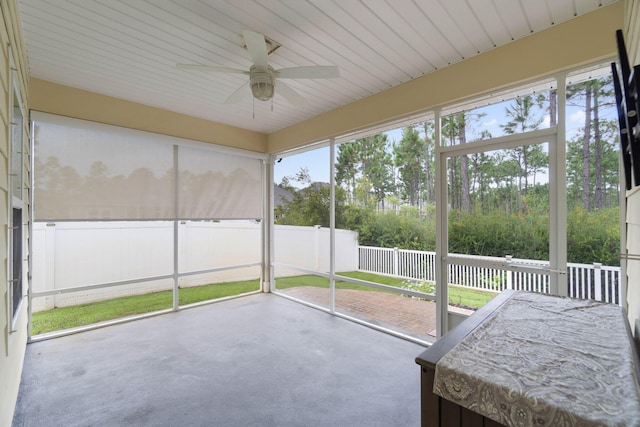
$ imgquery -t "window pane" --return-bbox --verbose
[441,81,555,144]
[11,207,22,318]
[273,145,332,303]
[178,220,261,306]
[447,143,551,310]
[31,281,174,335]
[565,70,622,304]
[333,123,436,342]
[11,90,23,199]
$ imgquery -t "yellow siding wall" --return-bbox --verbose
[29,79,268,153]
[0,0,29,425]
[625,0,640,332]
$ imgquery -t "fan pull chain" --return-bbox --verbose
[252,97,255,119]
[271,97,274,112]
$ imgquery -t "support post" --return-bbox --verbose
[263,156,275,292]
[330,138,336,313]
[434,109,448,338]
[172,145,179,311]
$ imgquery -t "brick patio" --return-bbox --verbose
[279,287,474,341]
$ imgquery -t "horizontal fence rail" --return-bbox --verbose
[358,246,622,305]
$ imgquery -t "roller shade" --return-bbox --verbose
[178,144,262,219]
[33,113,263,221]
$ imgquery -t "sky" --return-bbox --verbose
[273,94,615,188]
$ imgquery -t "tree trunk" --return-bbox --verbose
[549,89,557,127]
[593,87,603,209]
[460,123,470,212]
[523,147,528,194]
[449,157,457,209]
[424,123,433,205]
[582,86,592,211]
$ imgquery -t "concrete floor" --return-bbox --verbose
[13,293,425,427]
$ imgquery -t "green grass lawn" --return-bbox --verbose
[276,271,496,309]
[448,286,497,309]
[275,271,403,292]
[32,280,260,335]
[32,272,497,335]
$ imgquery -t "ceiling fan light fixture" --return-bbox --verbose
[178,31,338,107]
[250,65,275,101]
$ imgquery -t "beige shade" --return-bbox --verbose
[178,145,263,220]
[33,112,263,221]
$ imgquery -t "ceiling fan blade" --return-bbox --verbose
[276,66,340,79]
[177,64,248,74]
[224,82,250,104]
[276,81,306,106]
[242,30,269,67]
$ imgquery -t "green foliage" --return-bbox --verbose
[278,175,619,265]
[500,95,544,134]
[277,184,335,227]
[357,210,435,251]
[400,279,436,295]
[338,202,374,230]
[335,134,394,207]
[567,206,620,265]
[448,207,620,265]
[394,126,427,206]
[448,210,550,260]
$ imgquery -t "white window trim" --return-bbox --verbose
[8,48,25,333]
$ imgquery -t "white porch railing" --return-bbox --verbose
[358,246,622,305]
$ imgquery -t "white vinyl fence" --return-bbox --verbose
[32,221,620,313]
[359,246,622,305]
[32,222,359,311]
[273,224,359,276]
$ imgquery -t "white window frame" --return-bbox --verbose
[8,49,25,333]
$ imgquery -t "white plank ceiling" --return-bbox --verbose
[17,0,618,135]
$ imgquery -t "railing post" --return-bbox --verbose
[593,263,602,302]
[314,225,321,271]
[616,268,622,306]
[505,255,513,290]
[393,247,399,277]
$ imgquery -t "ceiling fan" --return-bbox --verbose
[177,30,340,106]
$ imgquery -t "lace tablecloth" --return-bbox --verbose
[434,291,640,427]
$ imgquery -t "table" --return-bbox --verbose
[415,290,640,427]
